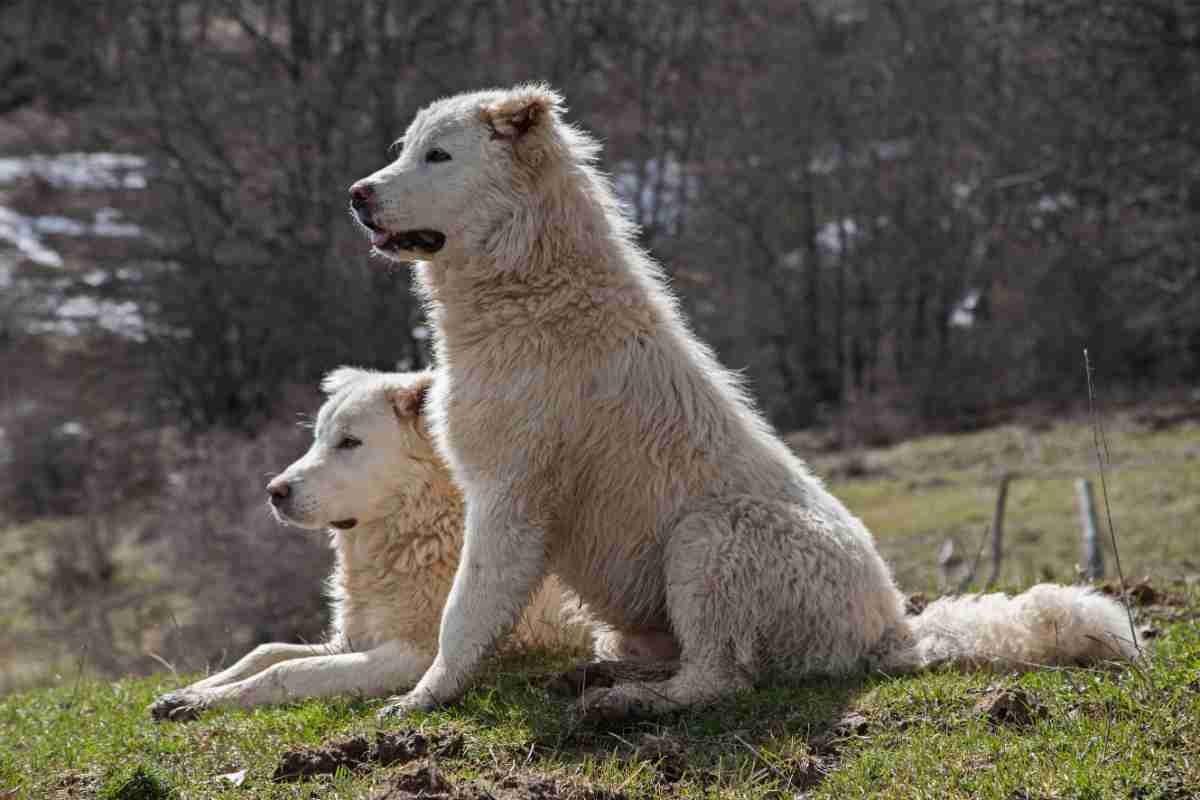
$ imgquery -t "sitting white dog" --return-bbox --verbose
[150,368,582,720]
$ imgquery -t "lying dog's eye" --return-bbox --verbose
[336,435,362,450]
[426,148,451,163]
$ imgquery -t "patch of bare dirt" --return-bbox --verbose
[370,764,456,800]
[1133,407,1200,431]
[974,687,1046,728]
[47,770,99,799]
[905,593,930,615]
[542,659,679,696]
[631,733,688,783]
[735,710,870,794]
[368,765,630,800]
[1098,577,1187,608]
[272,729,463,782]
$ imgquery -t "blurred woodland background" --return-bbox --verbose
[1,0,1198,690]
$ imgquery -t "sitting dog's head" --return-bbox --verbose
[347,84,576,263]
[266,369,443,531]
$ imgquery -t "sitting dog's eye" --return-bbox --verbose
[426,148,451,163]
[336,435,362,450]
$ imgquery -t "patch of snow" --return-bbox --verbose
[808,144,844,176]
[817,218,860,255]
[951,181,976,210]
[34,215,88,236]
[0,207,63,267]
[809,139,913,175]
[57,420,86,437]
[949,288,982,328]
[0,253,15,289]
[613,155,696,231]
[1034,192,1075,214]
[0,152,148,190]
[0,205,145,271]
[33,295,147,342]
[82,270,108,287]
[35,208,141,239]
[873,139,913,161]
[92,207,142,238]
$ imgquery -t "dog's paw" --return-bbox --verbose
[376,691,436,720]
[577,686,647,722]
[149,691,206,722]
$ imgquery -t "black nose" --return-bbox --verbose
[349,182,374,222]
[267,479,290,505]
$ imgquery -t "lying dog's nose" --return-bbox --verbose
[349,182,374,218]
[267,479,290,505]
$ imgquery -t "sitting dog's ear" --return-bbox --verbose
[389,377,432,420]
[322,366,372,396]
[480,84,563,146]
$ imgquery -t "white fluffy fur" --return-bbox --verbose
[149,370,584,719]
[352,85,1140,719]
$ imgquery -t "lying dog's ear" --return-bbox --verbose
[322,366,372,396]
[389,378,431,420]
[480,84,563,143]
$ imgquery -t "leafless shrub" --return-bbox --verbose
[147,409,333,674]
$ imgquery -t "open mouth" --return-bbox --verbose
[369,229,446,255]
[330,518,358,530]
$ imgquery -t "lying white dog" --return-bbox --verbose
[150,368,582,720]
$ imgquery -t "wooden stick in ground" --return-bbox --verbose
[1075,477,1105,580]
[985,472,1012,590]
[956,523,991,594]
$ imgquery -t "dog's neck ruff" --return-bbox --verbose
[331,490,463,580]
[417,165,662,355]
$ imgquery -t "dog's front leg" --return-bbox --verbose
[378,493,546,718]
[149,640,433,720]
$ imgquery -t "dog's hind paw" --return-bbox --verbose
[149,692,205,722]
[577,686,649,722]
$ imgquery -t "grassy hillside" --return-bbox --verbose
[2,408,1198,798]
[1,593,1196,799]
[800,407,1200,592]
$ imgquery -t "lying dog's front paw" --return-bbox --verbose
[578,686,646,722]
[149,691,206,722]
[376,691,436,720]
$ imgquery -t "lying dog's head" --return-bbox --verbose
[266,369,442,531]
[347,84,574,262]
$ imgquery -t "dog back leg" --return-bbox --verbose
[580,505,754,719]
[580,495,901,719]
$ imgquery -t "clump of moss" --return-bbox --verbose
[100,765,174,800]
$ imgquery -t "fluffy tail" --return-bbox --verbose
[878,584,1141,674]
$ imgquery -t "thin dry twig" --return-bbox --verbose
[145,652,177,676]
[957,523,991,594]
[67,643,89,710]
[732,733,790,785]
[1083,348,1142,658]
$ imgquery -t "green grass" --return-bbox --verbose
[801,411,1200,591]
[2,607,1197,799]
[2,410,1198,798]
